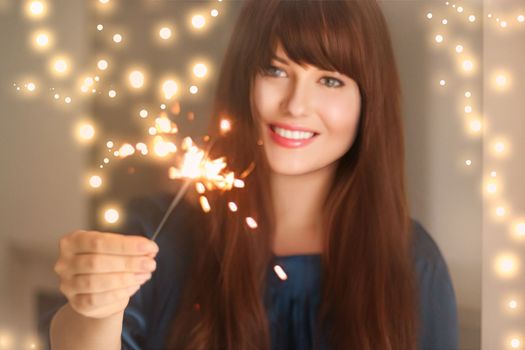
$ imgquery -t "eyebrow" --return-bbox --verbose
[271,54,290,65]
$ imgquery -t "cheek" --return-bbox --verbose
[321,96,361,143]
[252,78,278,122]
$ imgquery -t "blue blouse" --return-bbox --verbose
[119,193,458,350]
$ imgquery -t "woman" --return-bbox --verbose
[50,1,459,349]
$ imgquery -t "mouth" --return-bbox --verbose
[267,123,319,148]
[268,123,320,138]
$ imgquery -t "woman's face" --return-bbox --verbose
[251,43,362,176]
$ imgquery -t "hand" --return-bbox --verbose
[54,230,159,319]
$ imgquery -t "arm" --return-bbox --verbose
[50,304,124,350]
[48,229,157,350]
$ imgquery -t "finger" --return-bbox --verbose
[68,231,158,256]
[70,286,138,314]
[63,272,152,294]
[72,254,157,274]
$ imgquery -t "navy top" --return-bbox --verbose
[119,193,459,350]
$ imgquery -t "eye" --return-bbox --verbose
[320,76,344,88]
[263,65,286,78]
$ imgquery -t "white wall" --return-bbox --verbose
[482,0,525,348]
[0,0,88,343]
[382,1,482,349]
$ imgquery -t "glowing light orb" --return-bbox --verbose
[457,6,463,13]
[108,89,117,98]
[27,1,46,18]
[516,223,525,236]
[99,0,109,3]
[153,136,176,157]
[34,31,50,48]
[64,96,72,104]
[496,74,508,87]
[189,85,198,94]
[191,14,206,29]
[27,82,36,92]
[435,34,443,43]
[129,70,145,89]
[469,119,482,133]
[97,59,108,70]
[468,15,476,22]
[51,57,70,76]
[113,33,122,43]
[139,109,148,118]
[159,27,172,40]
[465,91,471,98]
[496,207,506,217]
[464,105,472,113]
[136,142,148,155]
[500,21,508,28]
[518,15,524,23]
[193,63,208,78]
[455,45,463,53]
[89,175,102,188]
[104,208,119,224]
[465,160,471,166]
[97,24,103,31]
[426,12,432,19]
[118,143,135,158]
[442,19,448,25]
[211,9,219,17]
[511,339,520,348]
[462,60,473,71]
[494,142,505,153]
[77,123,95,141]
[495,253,519,278]
[486,183,497,194]
[509,300,518,309]
[162,79,178,100]
[439,80,446,86]
[220,118,231,133]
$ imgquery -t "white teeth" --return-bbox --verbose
[273,126,314,140]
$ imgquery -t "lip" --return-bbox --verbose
[267,124,319,148]
[270,122,319,134]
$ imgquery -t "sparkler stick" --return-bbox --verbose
[150,177,193,241]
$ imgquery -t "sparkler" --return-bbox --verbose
[150,135,246,241]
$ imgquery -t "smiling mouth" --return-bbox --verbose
[269,124,320,140]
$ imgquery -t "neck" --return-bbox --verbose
[270,162,337,255]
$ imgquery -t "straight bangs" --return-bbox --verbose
[253,1,364,86]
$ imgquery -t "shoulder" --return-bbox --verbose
[408,218,459,349]
[409,219,447,268]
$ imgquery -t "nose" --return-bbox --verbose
[281,76,311,118]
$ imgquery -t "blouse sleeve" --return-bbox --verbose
[117,196,156,350]
[412,220,459,350]
[117,192,199,350]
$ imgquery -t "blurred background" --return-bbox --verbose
[0,0,524,349]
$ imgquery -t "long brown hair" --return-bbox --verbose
[168,1,419,349]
